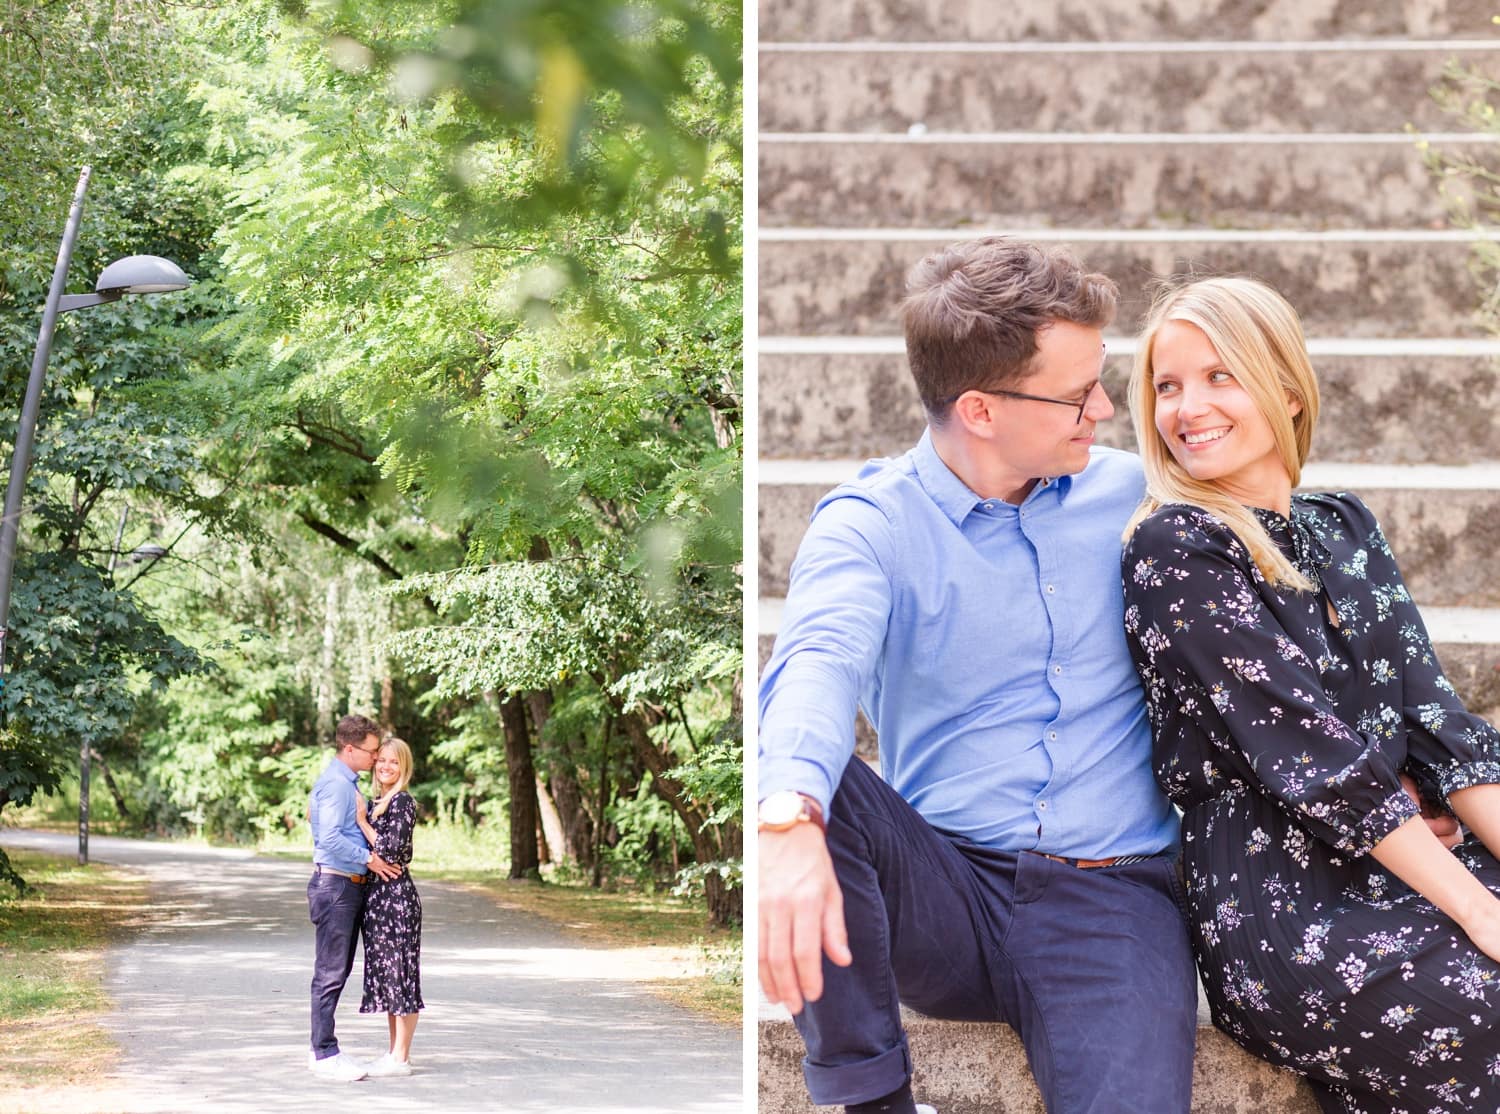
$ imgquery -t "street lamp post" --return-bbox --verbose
[0,165,191,861]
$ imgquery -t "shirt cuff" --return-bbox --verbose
[757,754,839,818]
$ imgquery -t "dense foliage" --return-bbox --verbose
[0,0,741,923]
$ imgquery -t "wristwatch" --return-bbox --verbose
[758,790,826,833]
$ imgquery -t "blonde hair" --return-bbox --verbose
[1123,276,1320,591]
[370,736,414,820]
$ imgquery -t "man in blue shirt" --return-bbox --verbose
[308,713,401,1081]
[757,239,1197,1114]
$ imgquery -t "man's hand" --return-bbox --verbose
[758,821,851,1015]
[367,851,402,881]
[1402,773,1462,852]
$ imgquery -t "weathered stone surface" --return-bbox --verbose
[759,139,1493,231]
[757,1007,1320,1113]
[760,351,1500,466]
[760,47,1493,135]
[761,0,1497,43]
[760,481,1500,608]
[759,237,1490,338]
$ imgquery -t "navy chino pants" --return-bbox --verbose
[794,757,1198,1113]
[308,869,367,1059]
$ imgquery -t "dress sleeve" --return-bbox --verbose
[1123,508,1417,856]
[374,793,415,865]
[1335,494,1500,803]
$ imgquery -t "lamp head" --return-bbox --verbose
[95,255,191,295]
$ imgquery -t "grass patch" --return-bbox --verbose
[0,849,153,1091]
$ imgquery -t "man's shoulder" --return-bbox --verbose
[1076,446,1145,494]
[1053,448,1145,522]
[807,450,924,540]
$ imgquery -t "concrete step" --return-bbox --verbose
[758,340,1500,465]
[758,231,1491,337]
[758,998,1320,1114]
[756,601,1500,724]
[761,0,1498,44]
[759,135,1498,231]
[760,43,1494,135]
[756,462,1500,608]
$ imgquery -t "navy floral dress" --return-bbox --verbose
[360,791,424,1016]
[1122,493,1500,1113]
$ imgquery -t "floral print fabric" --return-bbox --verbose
[1123,493,1500,1113]
[360,790,424,1016]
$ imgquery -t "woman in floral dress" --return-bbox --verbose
[356,736,424,1077]
[1120,276,1500,1113]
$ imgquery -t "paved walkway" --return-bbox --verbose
[0,830,742,1114]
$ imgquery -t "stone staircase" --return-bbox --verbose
[756,3,1500,1112]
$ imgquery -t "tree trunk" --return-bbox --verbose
[535,775,565,865]
[617,707,742,926]
[498,694,540,879]
[316,580,338,738]
[524,691,597,874]
[89,748,130,819]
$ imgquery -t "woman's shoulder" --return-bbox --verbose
[1126,502,1244,557]
[1293,490,1378,534]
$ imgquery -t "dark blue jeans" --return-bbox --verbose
[795,757,1198,1113]
[308,869,367,1059]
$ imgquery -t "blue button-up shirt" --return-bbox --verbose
[758,434,1178,858]
[310,759,370,874]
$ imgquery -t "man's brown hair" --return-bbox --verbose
[900,237,1118,423]
[334,713,381,750]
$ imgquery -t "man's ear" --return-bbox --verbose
[950,390,996,437]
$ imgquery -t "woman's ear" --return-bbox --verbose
[1285,391,1303,419]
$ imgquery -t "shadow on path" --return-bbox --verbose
[1,830,741,1114]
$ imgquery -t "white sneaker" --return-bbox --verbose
[916,1105,937,1114]
[365,1053,413,1077]
[310,1052,368,1081]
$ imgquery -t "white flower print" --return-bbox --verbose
[1335,953,1369,993]
[1293,921,1332,965]
[1222,656,1270,683]
[1381,1004,1417,1030]
[1132,558,1163,587]
[1440,954,1498,1005]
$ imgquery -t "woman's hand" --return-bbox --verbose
[1401,773,1462,851]
[355,795,378,847]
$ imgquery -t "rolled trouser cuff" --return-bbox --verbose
[802,1034,911,1106]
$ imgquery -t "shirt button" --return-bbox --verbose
[1048,731,1058,741]
[1046,584,1056,594]
[1038,801,1048,810]
[1052,665,1062,675]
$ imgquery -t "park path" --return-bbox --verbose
[0,829,742,1114]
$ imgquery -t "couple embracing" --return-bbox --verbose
[307,713,425,1082]
[757,238,1500,1113]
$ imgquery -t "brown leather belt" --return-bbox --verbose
[315,865,367,884]
[1034,852,1119,870]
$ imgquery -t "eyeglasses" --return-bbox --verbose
[979,381,1101,425]
[355,743,381,755]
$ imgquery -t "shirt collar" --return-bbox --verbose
[327,758,358,784]
[913,430,1076,526]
